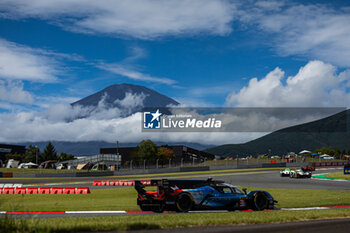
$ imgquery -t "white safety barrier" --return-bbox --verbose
[0,184,22,188]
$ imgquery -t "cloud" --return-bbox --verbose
[0,108,266,145]
[239,1,350,67]
[226,60,350,107]
[114,92,145,108]
[172,97,215,107]
[0,39,60,82]
[0,89,340,145]
[96,63,176,85]
[35,96,80,109]
[94,46,176,85]
[0,80,34,104]
[0,91,260,144]
[2,1,349,68]
[0,0,236,39]
[0,88,343,147]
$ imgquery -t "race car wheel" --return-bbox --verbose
[252,192,269,211]
[152,204,165,213]
[175,193,193,212]
[140,204,164,212]
[139,204,150,211]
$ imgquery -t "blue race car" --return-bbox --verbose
[135,178,277,212]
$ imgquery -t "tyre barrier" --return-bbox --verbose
[0,187,90,194]
[93,180,151,186]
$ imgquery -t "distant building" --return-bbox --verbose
[100,145,215,165]
[0,144,26,164]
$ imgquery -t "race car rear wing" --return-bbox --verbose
[134,178,224,194]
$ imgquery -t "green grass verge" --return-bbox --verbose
[325,172,350,180]
[0,188,137,211]
[1,209,350,233]
[1,187,350,211]
[1,187,350,232]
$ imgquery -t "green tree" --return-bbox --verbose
[24,145,40,163]
[58,152,75,162]
[157,147,175,163]
[41,142,58,161]
[314,147,342,158]
[5,153,24,163]
[134,140,158,163]
[315,147,333,155]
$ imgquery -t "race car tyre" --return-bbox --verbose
[252,192,269,211]
[175,192,193,212]
[152,204,165,213]
[139,204,164,212]
[139,204,150,211]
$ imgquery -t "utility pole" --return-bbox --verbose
[35,146,39,165]
[116,141,120,171]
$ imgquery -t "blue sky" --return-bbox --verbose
[0,0,350,144]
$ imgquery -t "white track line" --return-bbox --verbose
[66,211,126,214]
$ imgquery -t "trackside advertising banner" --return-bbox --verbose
[142,107,346,132]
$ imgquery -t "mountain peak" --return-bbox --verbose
[71,83,179,117]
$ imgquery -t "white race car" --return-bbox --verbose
[289,168,312,178]
[280,168,291,177]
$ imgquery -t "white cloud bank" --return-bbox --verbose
[2,1,350,68]
[0,0,235,39]
[0,80,34,104]
[0,92,263,145]
[226,60,350,107]
[239,0,350,67]
[0,109,263,145]
[0,39,58,82]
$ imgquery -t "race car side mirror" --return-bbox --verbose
[243,188,247,194]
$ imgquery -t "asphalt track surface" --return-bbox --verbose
[2,167,348,190]
[127,218,350,233]
[213,168,350,190]
[0,168,282,185]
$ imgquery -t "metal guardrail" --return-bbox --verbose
[61,154,121,166]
